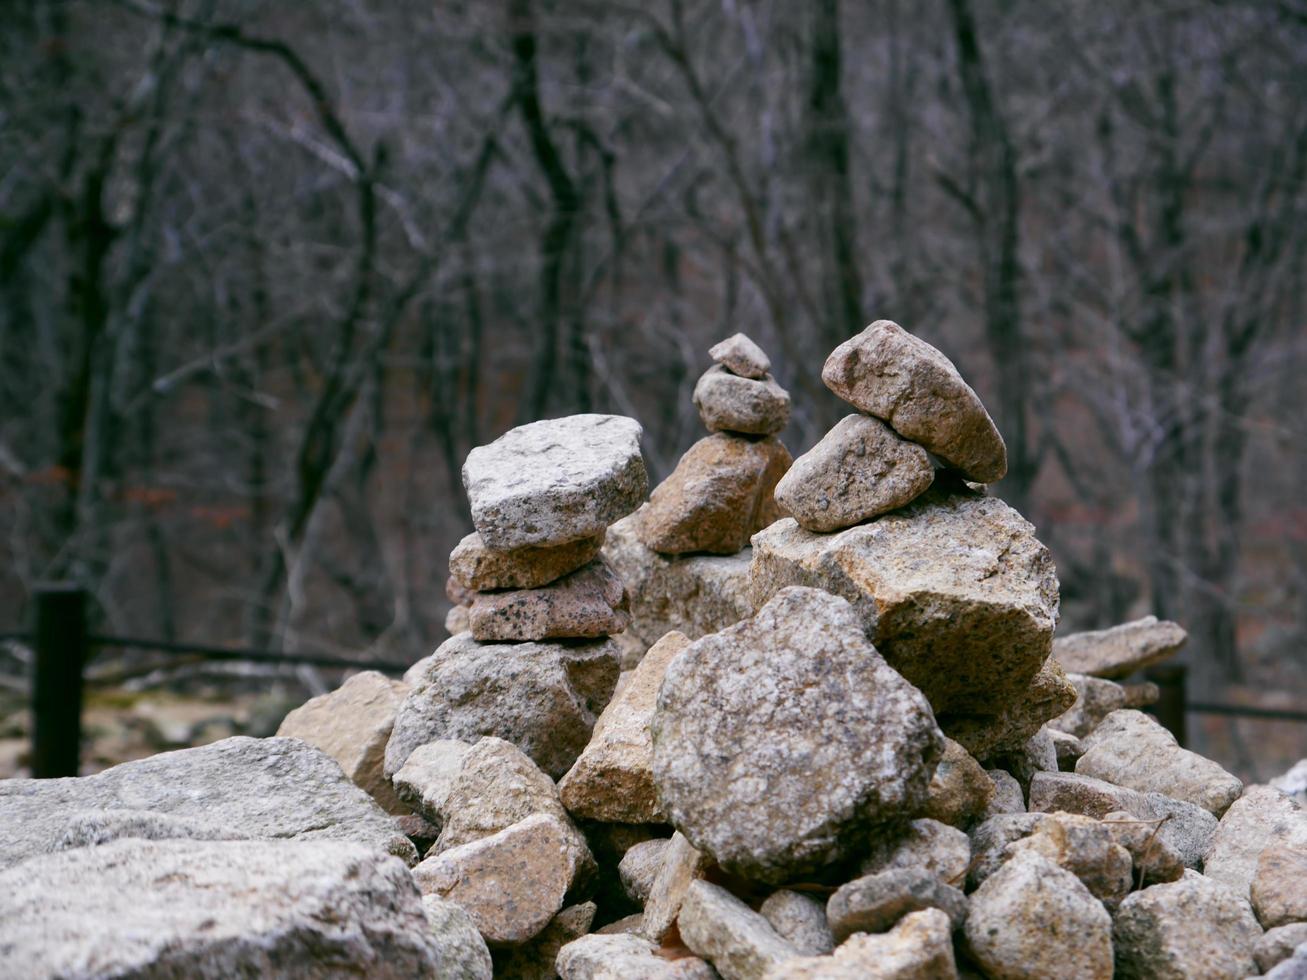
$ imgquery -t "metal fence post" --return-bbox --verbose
[1145,663,1188,748]
[31,584,87,778]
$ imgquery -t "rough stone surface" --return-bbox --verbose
[967,813,1048,889]
[1204,785,1307,900]
[559,631,691,823]
[0,736,415,871]
[1101,810,1185,885]
[964,851,1113,980]
[1052,615,1187,679]
[557,933,718,980]
[652,587,944,884]
[822,320,1007,482]
[639,434,790,555]
[468,558,630,642]
[859,818,972,888]
[1272,759,1307,804]
[1002,811,1133,909]
[1076,710,1243,816]
[1256,923,1307,973]
[693,365,791,436]
[678,880,799,980]
[385,633,619,781]
[605,511,755,646]
[765,909,958,980]
[1252,845,1307,928]
[826,868,968,942]
[1113,872,1262,980]
[640,832,712,943]
[421,895,495,980]
[412,813,587,946]
[619,838,671,905]
[0,838,443,979]
[944,661,1078,759]
[450,530,606,591]
[494,902,595,980]
[463,414,647,550]
[1027,770,1217,869]
[921,737,994,829]
[48,809,238,851]
[773,414,934,532]
[710,332,771,379]
[988,727,1059,795]
[392,738,473,825]
[1265,943,1307,980]
[748,482,1058,718]
[1049,674,1129,739]
[759,889,835,956]
[984,769,1026,817]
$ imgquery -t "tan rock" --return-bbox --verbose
[941,660,1078,759]
[1256,923,1307,974]
[764,909,958,980]
[494,902,595,980]
[559,631,691,823]
[677,880,799,980]
[1113,872,1261,980]
[276,670,411,814]
[1075,710,1243,816]
[450,530,605,591]
[412,813,587,946]
[773,415,934,532]
[821,320,1006,483]
[964,851,1113,980]
[693,365,791,436]
[826,868,967,942]
[1051,615,1187,679]
[640,832,712,943]
[748,481,1058,718]
[638,435,790,555]
[920,737,994,828]
[1252,845,1307,929]
[468,558,629,642]
[759,890,834,956]
[1002,811,1133,909]
[710,332,771,379]
[859,818,972,888]
[557,933,718,979]
[1203,785,1307,900]
[1101,810,1184,885]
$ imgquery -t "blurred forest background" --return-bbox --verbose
[1,0,1305,774]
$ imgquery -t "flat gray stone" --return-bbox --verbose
[1052,616,1187,679]
[462,414,647,550]
[0,838,442,978]
[859,818,972,888]
[0,736,415,871]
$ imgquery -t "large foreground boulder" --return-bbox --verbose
[0,838,446,978]
[651,587,943,884]
[748,480,1059,718]
[0,736,415,870]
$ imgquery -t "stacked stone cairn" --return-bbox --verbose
[4,345,1307,979]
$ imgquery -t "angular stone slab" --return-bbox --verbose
[710,332,771,379]
[557,933,717,979]
[449,530,606,592]
[748,481,1059,717]
[693,365,791,436]
[0,838,442,978]
[1052,615,1187,679]
[677,880,799,980]
[468,558,630,642]
[774,414,934,532]
[1203,785,1307,900]
[822,320,1007,482]
[0,736,415,871]
[422,895,495,979]
[385,634,619,781]
[462,414,647,550]
[639,434,791,555]
[652,587,943,884]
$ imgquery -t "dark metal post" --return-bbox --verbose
[1145,663,1188,748]
[31,584,87,778]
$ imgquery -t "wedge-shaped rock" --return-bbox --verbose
[748,481,1058,717]
[422,896,495,980]
[652,587,943,884]
[276,670,410,814]
[760,890,834,956]
[412,813,587,947]
[860,818,972,888]
[940,660,1077,759]
[468,558,630,641]
[1113,872,1261,979]
[604,511,754,646]
[639,831,712,943]
[1052,615,1187,678]
[385,634,619,781]
[1075,709,1242,816]
[678,880,799,980]
[1203,785,1307,900]
[619,838,671,904]
[983,768,1026,817]
[693,365,791,436]
[765,908,958,980]
[392,739,473,825]
[710,332,771,379]
[462,414,647,550]
[826,868,968,942]
[774,414,934,532]
[822,320,1006,482]
[559,631,691,822]
[1049,673,1129,738]
[0,736,415,871]
[557,933,717,979]
[450,530,606,591]
[0,838,443,978]
[639,434,791,555]
[1253,845,1307,929]
[964,851,1113,980]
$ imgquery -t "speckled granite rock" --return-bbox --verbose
[677,880,799,980]
[693,365,791,436]
[468,558,630,641]
[449,530,606,591]
[1051,616,1186,679]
